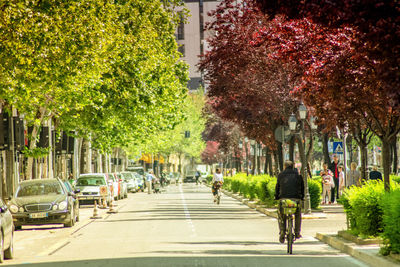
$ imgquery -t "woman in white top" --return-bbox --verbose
[212,168,224,201]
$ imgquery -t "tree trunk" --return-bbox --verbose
[289,136,295,162]
[273,150,279,177]
[322,133,330,164]
[295,135,307,179]
[178,153,182,174]
[359,143,368,181]
[25,109,47,180]
[391,137,398,174]
[277,141,283,172]
[264,148,269,175]
[381,138,391,191]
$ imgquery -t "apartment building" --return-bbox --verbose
[177,0,220,90]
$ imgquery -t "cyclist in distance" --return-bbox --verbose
[212,168,224,202]
[275,160,304,243]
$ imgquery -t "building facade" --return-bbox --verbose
[178,0,220,90]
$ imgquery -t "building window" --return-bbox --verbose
[177,12,184,40]
[178,44,185,57]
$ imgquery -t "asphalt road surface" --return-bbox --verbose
[4,183,367,267]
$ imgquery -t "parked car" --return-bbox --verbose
[63,181,80,222]
[115,173,128,198]
[106,173,120,200]
[200,172,209,180]
[133,173,144,191]
[184,171,196,183]
[76,174,112,206]
[127,166,145,176]
[9,178,79,229]
[121,172,138,193]
[0,198,14,262]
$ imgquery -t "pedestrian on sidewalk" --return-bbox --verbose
[329,155,340,203]
[369,165,382,181]
[347,162,361,187]
[320,163,334,204]
[146,170,155,194]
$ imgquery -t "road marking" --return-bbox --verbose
[179,184,197,238]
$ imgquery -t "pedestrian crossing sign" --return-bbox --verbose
[333,141,344,154]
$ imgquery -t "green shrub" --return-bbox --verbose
[391,175,400,184]
[381,189,400,255]
[206,175,213,184]
[308,179,321,209]
[339,180,400,237]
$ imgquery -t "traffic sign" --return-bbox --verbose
[274,126,290,143]
[333,141,344,155]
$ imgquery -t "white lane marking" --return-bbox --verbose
[179,184,197,237]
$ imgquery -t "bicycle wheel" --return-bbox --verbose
[287,216,293,254]
[217,190,221,204]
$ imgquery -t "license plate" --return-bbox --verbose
[29,212,48,218]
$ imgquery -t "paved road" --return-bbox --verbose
[4,184,366,267]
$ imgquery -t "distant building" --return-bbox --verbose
[177,0,220,90]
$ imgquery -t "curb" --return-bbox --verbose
[316,233,399,267]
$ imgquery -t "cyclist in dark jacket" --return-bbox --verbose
[275,160,305,243]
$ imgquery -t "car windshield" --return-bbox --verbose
[76,176,106,186]
[16,181,64,197]
[121,173,133,180]
[63,181,73,192]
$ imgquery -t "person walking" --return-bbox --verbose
[195,170,201,185]
[347,162,361,187]
[275,160,304,243]
[369,166,383,181]
[146,170,155,194]
[320,163,334,204]
[329,155,340,203]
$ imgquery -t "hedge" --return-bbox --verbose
[339,180,400,238]
[308,179,322,209]
[208,173,320,209]
[381,189,400,255]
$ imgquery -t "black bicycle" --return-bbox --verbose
[280,199,299,254]
[213,182,222,205]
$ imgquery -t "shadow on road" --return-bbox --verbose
[3,255,359,267]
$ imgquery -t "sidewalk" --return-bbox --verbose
[218,186,399,267]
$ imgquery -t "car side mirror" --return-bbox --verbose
[1,206,8,213]
[74,189,81,194]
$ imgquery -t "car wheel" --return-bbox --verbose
[14,226,21,231]
[4,231,13,259]
[0,232,4,263]
[64,209,75,228]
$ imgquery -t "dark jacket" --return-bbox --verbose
[369,170,382,180]
[329,161,340,179]
[275,167,305,200]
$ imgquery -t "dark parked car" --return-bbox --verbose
[184,171,196,183]
[9,178,80,229]
[0,199,14,262]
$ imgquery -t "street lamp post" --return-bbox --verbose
[288,103,313,214]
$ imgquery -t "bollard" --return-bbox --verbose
[100,198,107,209]
[90,201,102,219]
[107,198,117,214]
